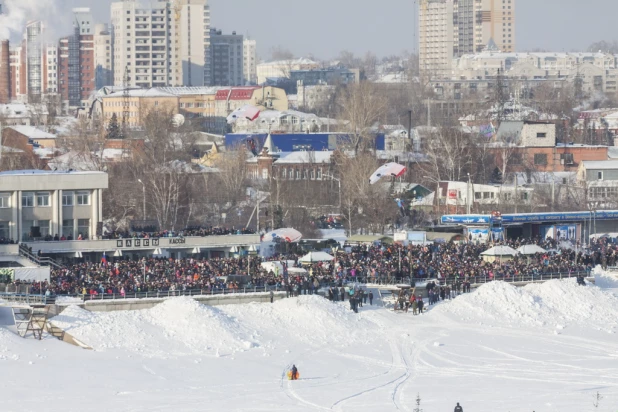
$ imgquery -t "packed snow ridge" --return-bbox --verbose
[434,277,618,332]
[52,295,377,358]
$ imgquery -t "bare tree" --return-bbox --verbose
[336,81,389,153]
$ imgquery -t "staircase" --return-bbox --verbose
[18,244,64,270]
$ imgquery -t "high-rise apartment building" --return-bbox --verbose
[25,21,44,102]
[111,0,210,88]
[207,29,243,86]
[94,24,113,89]
[58,8,95,108]
[419,0,516,78]
[243,38,257,85]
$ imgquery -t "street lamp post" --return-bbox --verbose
[323,174,341,211]
[138,179,146,220]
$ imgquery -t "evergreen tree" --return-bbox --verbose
[490,167,503,184]
[106,113,122,139]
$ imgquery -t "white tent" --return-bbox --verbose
[516,244,547,255]
[299,251,334,263]
[481,245,518,262]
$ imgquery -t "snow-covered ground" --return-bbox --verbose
[1,274,618,411]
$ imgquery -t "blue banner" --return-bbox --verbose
[442,210,618,224]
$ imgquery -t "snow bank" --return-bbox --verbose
[224,295,377,348]
[52,295,374,357]
[53,298,257,358]
[434,278,618,331]
[595,272,618,289]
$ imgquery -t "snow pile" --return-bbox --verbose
[52,295,373,358]
[434,279,618,331]
[224,295,377,348]
[594,272,618,289]
[0,327,20,361]
[53,298,258,358]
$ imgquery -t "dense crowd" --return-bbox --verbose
[9,234,616,298]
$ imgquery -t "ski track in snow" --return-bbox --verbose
[1,276,618,411]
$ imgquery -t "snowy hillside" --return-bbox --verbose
[0,276,617,411]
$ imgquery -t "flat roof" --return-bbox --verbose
[0,170,107,176]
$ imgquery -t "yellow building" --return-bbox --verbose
[214,86,288,118]
[101,88,180,128]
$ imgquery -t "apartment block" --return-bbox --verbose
[94,24,113,88]
[207,29,244,86]
[419,0,516,78]
[243,38,257,85]
[58,8,95,108]
[111,0,210,88]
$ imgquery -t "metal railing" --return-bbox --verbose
[18,245,64,269]
[0,286,285,304]
[0,293,51,305]
[345,271,590,287]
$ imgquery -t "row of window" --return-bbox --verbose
[19,219,90,241]
[0,192,90,208]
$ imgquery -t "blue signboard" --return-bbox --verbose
[442,210,618,225]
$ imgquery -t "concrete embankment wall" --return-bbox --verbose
[52,292,288,314]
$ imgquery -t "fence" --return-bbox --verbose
[347,271,589,287]
[1,285,285,304]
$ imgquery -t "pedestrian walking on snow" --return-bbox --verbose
[368,291,374,305]
[454,402,463,412]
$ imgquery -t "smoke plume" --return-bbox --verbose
[0,0,59,41]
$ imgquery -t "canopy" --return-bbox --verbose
[481,246,518,256]
[369,162,406,184]
[299,251,334,263]
[516,244,547,255]
[346,235,393,244]
[262,228,302,243]
[226,105,261,124]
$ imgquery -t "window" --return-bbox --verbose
[295,170,301,180]
[37,192,50,207]
[77,219,90,239]
[0,222,8,239]
[598,171,603,180]
[22,192,34,207]
[521,192,529,200]
[0,193,10,208]
[474,192,481,200]
[76,191,90,205]
[36,220,51,237]
[317,169,323,179]
[63,192,74,206]
[483,192,491,199]
[62,220,74,238]
[560,153,574,165]
[534,154,547,165]
[536,133,547,138]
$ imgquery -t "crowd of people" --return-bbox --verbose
[8,235,613,298]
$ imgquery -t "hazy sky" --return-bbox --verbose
[16,0,618,59]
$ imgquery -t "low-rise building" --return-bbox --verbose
[214,86,288,118]
[0,170,108,242]
[1,126,57,150]
[494,121,608,173]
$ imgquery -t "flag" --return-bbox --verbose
[101,252,108,267]
[227,105,261,124]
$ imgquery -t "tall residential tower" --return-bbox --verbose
[111,0,210,88]
[419,0,515,78]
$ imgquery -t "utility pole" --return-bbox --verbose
[466,173,471,215]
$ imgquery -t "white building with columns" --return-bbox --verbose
[0,170,108,242]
